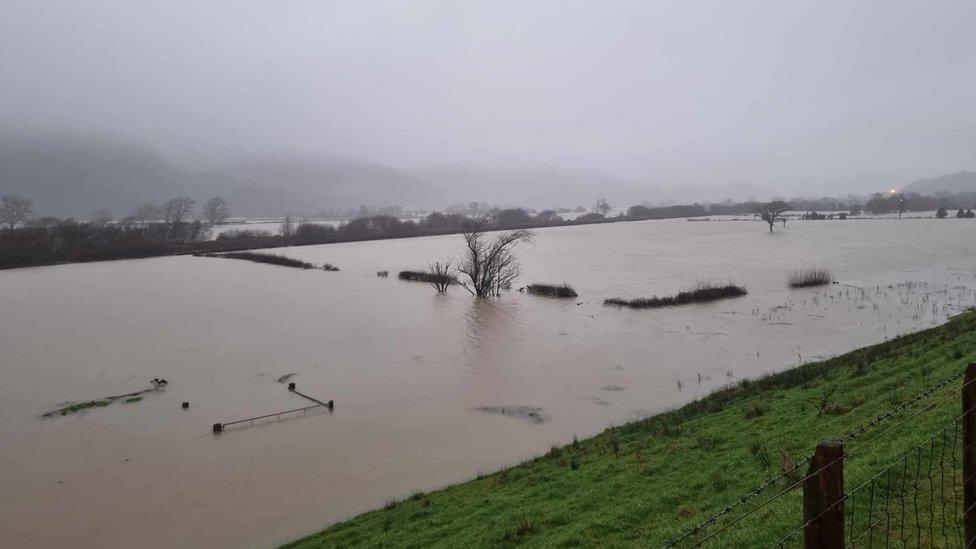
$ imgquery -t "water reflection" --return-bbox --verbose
[461,297,527,388]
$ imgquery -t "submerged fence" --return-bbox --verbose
[212,383,333,433]
[667,363,976,548]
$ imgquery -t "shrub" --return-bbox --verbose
[787,267,833,288]
[604,282,746,309]
[376,270,389,277]
[525,283,578,298]
[322,263,340,272]
[398,270,456,285]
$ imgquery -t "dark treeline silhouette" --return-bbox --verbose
[0,218,209,269]
[4,189,976,270]
[864,191,976,215]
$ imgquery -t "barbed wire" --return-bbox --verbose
[665,367,972,547]
[774,404,976,548]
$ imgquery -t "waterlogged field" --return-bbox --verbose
[1,218,975,548]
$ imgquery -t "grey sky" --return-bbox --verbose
[2,0,974,194]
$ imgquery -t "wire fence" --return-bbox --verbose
[774,409,972,547]
[665,364,976,548]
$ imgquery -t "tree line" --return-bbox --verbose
[0,195,228,269]
[2,190,975,270]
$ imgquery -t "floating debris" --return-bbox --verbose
[475,406,549,424]
[277,373,297,384]
[42,382,164,418]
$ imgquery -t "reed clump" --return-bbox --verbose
[525,283,578,298]
[787,267,833,288]
[604,282,746,309]
[199,251,316,269]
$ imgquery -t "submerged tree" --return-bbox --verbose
[0,194,33,231]
[457,228,533,297]
[754,201,790,233]
[427,260,455,293]
[594,198,611,217]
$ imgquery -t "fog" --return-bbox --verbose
[2,0,975,209]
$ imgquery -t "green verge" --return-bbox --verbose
[284,311,976,548]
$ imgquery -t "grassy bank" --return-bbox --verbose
[285,311,976,548]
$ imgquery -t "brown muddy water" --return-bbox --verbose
[1,218,975,548]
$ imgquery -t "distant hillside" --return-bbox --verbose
[214,156,439,216]
[411,164,638,209]
[0,134,440,217]
[0,134,196,218]
[0,133,655,217]
[905,171,976,196]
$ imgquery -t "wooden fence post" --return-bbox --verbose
[803,440,844,549]
[963,363,976,545]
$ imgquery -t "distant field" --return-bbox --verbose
[285,311,976,548]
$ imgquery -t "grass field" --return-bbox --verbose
[284,311,976,548]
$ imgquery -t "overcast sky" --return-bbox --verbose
[2,0,974,193]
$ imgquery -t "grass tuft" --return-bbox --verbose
[525,283,578,298]
[788,267,834,288]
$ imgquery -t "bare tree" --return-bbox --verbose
[427,259,455,293]
[594,198,611,217]
[457,227,534,297]
[203,197,230,225]
[0,195,33,231]
[159,197,196,242]
[163,197,195,224]
[281,215,295,237]
[754,201,790,233]
[133,202,161,226]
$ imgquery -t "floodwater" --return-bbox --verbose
[1,218,975,548]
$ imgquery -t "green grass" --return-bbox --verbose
[284,312,976,548]
[45,399,111,417]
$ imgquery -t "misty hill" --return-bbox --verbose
[0,134,198,218]
[0,134,653,217]
[412,164,637,209]
[905,171,976,196]
[209,156,439,216]
[0,134,439,218]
